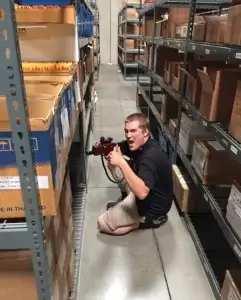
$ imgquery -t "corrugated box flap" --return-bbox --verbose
[0,98,55,131]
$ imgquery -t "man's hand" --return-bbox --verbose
[107,146,124,166]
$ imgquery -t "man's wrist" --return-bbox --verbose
[118,157,128,169]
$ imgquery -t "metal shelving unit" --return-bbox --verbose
[90,0,100,81]
[137,0,241,298]
[0,0,95,299]
[118,1,149,81]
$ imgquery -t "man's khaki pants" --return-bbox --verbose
[102,164,140,231]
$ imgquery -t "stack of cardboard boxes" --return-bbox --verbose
[0,5,85,298]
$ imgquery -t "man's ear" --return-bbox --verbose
[143,129,149,137]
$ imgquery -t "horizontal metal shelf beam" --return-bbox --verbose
[119,34,140,39]
[118,55,138,68]
[140,0,231,15]
[138,83,241,264]
[118,45,144,54]
[141,36,241,62]
[0,223,30,249]
[118,19,140,25]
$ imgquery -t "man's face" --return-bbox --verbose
[124,120,148,151]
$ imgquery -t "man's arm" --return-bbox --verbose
[119,159,149,200]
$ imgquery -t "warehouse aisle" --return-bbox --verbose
[78,65,215,300]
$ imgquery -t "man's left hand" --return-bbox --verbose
[107,146,124,166]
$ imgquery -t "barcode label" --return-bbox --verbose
[203,120,207,127]
[205,49,210,55]
[192,45,196,50]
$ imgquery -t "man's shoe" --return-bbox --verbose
[138,215,168,230]
[106,192,127,210]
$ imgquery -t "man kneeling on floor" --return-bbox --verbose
[97,113,173,235]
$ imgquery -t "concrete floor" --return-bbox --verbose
[78,65,215,300]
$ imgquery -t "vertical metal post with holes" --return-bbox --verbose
[173,0,196,163]
[0,1,52,299]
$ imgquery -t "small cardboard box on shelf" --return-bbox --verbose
[179,112,212,156]
[197,67,241,122]
[226,181,241,241]
[221,269,241,300]
[172,164,209,212]
[228,80,241,143]
[191,139,241,185]
[15,5,76,24]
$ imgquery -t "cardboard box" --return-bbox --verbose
[229,81,241,143]
[179,113,212,155]
[203,16,227,43]
[226,181,241,241]
[23,63,80,141]
[18,24,79,62]
[191,139,241,185]
[171,63,184,91]
[172,165,209,212]
[59,171,73,229]
[0,218,56,299]
[193,23,206,41]
[86,46,94,74]
[145,19,154,36]
[225,5,241,45]
[124,39,135,49]
[15,5,76,24]
[180,68,197,104]
[126,8,138,19]
[67,248,75,291]
[197,67,241,122]
[160,94,179,124]
[0,86,71,217]
[169,118,178,137]
[221,269,241,300]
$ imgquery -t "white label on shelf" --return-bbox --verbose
[230,145,238,155]
[185,103,189,110]
[205,49,210,55]
[228,287,239,300]
[0,176,49,189]
[204,194,208,202]
[233,244,241,258]
[235,52,241,60]
[192,45,196,50]
[202,120,207,127]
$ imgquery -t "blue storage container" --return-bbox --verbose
[83,10,94,37]
[77,4,85,38]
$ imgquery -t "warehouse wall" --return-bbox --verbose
[97,0,122,64]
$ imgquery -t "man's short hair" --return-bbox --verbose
[125,113,150,132]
